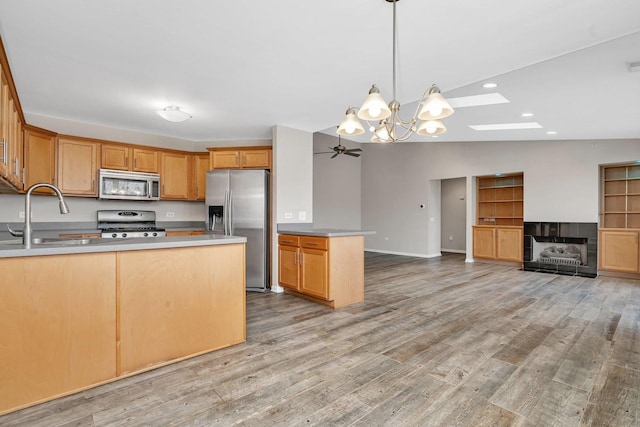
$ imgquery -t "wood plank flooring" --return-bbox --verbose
[2,252,639,426]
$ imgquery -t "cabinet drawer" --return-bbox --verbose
[301,236,328,250]
[278,234,300,246]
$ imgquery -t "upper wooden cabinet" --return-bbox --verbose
[57,136,98,196]
[23,127,56,193]
[601,163,640,229]
[208,146,272,170]
[160,151,190,200]
[101,144,158,173]
[0,72,23,189]
[193,153,209,200]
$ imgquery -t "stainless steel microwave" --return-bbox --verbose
[98,169,160,201]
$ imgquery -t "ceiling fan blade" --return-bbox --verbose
[346,148,362,152]
[314,151,334,154]
[331,153,339,159]
[343,151,361,157]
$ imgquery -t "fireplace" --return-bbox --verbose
[523,222,597,278]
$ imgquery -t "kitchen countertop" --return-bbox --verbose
[0,234,246,259]
[277,228,375,237]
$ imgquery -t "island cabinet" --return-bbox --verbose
[208,146,272,170]
[0,253,117,415]
[57,136,98,196]
[472,225,523,264]
[598,229,640,273]
[0,242,246,415]
[278,234,364,309]
[101,143,158,173]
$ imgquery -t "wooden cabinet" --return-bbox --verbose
[0,70,10,180]
[0,253,117,414]
[165,230,205,236]
[278,234,364,309]
[57,136,98,196]
[160,151,190,200]
[473,225,523,263]
[209,146,272,170]
[601,164,640,228]
[101,144,158,173]
[0,74,23,189]
[477,173,524,226]
[23,127,56,192]
[599,229,640,273]
[192,153,210,200]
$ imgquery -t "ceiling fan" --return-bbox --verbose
[314,135,362,159]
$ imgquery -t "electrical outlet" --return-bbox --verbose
[166,212,175,218]
[449,235,453,241]
[298,211,306,221]
[284,212,293,219]
[19,211,25,219]
[384,237,389,241]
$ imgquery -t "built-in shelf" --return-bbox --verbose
[601,164,640,228]
[477,173,524,226]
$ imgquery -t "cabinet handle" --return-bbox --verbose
[125,157,129,167]
[294,252,298,265]
[0,139,6,164]
[13,157,19,175]
[306,242,318,246]
[299,252,303,265]
[282,239,292,244]
[134,158,137,169]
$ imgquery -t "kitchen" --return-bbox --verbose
[1,0,640,425]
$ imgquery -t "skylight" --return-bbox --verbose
[469,122,543,131]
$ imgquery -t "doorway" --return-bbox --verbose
[440,177,467,254]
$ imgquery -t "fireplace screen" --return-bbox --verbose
[534,241,587,266]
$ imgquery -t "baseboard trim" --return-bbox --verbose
[364,248,441,259]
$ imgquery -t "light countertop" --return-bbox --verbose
[277,228,375,237]
[0,234,246,259]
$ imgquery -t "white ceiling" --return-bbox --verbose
[0,0,639,144]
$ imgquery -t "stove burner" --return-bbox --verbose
[97,209,166,239]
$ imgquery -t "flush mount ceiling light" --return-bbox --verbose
[337,0,454,142]
[156,105,192,122]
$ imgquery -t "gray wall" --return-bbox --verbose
[440,177,466,253]
[362,138,640,258]
[312,133,361,229]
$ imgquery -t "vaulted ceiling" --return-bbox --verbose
[0,0,639,143]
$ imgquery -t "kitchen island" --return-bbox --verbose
[0,235,246,415]
[277,228,374,309]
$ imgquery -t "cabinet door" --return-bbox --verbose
[496,228,523,262]
[0,74,8,178]
[6,98,22,188]
[160,152,190,199]
[57,137,98,195]
[473,227,496,259]
[24,129,56,192]
[599,230,639,272]
[300,247,329,299]
[241,149,271,169]
[101,144,130,170]
[193,153,209,200]
[133,148,158,173]
[212,151,240,169]
[278,245,300,290]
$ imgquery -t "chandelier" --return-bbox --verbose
[337,0,454,142]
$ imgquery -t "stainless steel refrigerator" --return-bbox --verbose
[206,169,270,292]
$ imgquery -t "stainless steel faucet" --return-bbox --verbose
[8,183,70,248]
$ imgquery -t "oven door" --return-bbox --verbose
[98,169,160,201]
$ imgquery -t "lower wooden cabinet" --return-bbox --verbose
[278,234,364,309]
[599,229,640,273]
[472,225,523,263]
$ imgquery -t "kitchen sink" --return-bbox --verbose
[32,237,92,245]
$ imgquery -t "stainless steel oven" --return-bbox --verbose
[97,210,166,238]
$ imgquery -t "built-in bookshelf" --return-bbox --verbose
[477,173,524,226]
[601,163,640,228]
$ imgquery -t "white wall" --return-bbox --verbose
[271,125,314,292]
[441,177,466,253]
[362,138,640,257]
[312,133,361,229]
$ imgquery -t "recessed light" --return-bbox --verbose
[521,113,534,117]
[469,122,542,131]
[547,131,557,135]
[482,82,498,88]
[447,93,509,108]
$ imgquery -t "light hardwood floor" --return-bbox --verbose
[1,252,639,426]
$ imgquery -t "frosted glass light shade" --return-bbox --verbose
[156,105,192,122]
[337,108,365,136]
[418,92,453,120]
[357,85,391,121]
[416,119,447,136]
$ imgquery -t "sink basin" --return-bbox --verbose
[32,237,91,245]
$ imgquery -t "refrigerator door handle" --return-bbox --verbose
[223,190,229,235]
[229,190,234,235]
